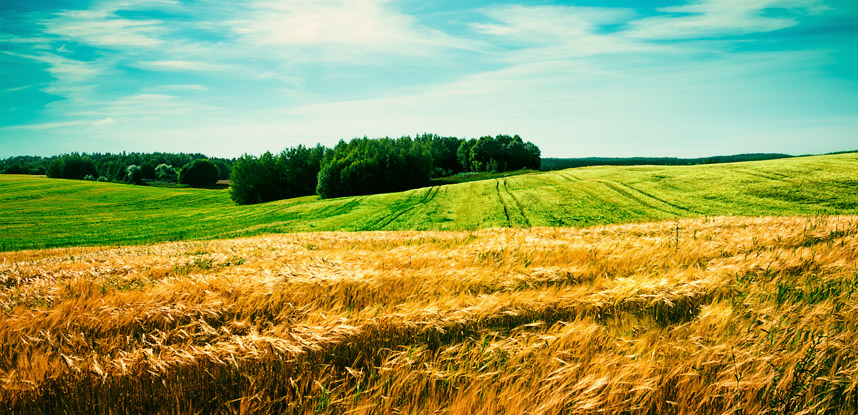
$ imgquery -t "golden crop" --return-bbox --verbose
[2,215,857,414]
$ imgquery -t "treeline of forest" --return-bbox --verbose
[540,153,793,170]
[230,134,541,204]
[1,134,540,204]
[0,152,233,186]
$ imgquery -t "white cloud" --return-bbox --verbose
[626,0,830,39]
[93,117,116,126]
[145,84,209,92]
[42,9,166,49]
[225,0,482,62]
[137,60,240,73]
[8,120,89,130]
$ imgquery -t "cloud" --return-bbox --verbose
[225,0,482,62]
[469,5,656,62]
[145,84,209,92]
[93,117,116,126]
[41,9,167,49]
[625,0,830,39]
[7,120,90,130]
[137,60,241,73]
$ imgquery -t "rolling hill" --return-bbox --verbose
[1,152,856,251]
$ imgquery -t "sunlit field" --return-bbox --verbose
[1,152,856,251]
[3,215,857,414]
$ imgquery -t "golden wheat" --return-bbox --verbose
[1,215,857,414]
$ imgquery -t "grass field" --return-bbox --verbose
[1,153,856,251]
[2,215,857,414]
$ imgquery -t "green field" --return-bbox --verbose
[1,152,856,251]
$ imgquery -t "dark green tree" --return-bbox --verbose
[229,152,281,205]
[178,159,219,187]
[316,137,432,198]
[45,154,97,180]
[126,165,144,185]
[155,164,177,182]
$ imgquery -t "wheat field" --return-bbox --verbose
[2,215,857,414]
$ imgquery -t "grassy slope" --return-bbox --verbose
[1,152,856,251]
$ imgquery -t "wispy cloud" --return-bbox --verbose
[41,9,167,49]
[7,120,90,130]
[92,117,116,126]
[225,0,483,62]
[144,84,209,92]
[2,0,855,158]
[626,0,830,39]
[137,60,241,73]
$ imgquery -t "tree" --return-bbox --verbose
[178,159,219,187]
[316,137,432,198]
[457,139,477,172]
[2,164,25,174]
[155,164,178,182]
[126,165,144,185]
[229,152,281,205]
[466,135,540,173]
[140,162,156,180]
[45,154,97,180]
[230,146,327,205]
[277,144,327,198]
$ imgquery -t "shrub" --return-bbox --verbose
[155,164,178,182]
[178,159,219,188]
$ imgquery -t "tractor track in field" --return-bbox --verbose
[371,186,439,231]
[555,172,582,183]
[612,182,697,214]
[501,179,532,227]
[495,180,512,227]
[314,195,368,218]
[596,180,688,216]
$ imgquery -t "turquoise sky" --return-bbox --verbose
[2,0,857,158]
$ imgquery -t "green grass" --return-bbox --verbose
[1,153,856,251]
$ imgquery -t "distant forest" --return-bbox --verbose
[0,152,233,183]
[540,153,794,170]
[0,134,542,204]
[231,134,541,204]
[4,143,850,205]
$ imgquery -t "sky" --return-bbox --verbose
[1,0,857,158]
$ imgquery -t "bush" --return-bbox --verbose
[178,159,219,187]
[155,164,178,182]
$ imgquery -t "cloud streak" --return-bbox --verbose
[1,0,856,158]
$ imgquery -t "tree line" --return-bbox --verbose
[539,153,794,170]
[1,134,541,204]
[1,152,233,187]
[230,134,541,204]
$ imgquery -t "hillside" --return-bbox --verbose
[2,216,857,413]
[1,152,856,251]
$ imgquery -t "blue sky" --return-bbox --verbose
[1,0,856,158]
